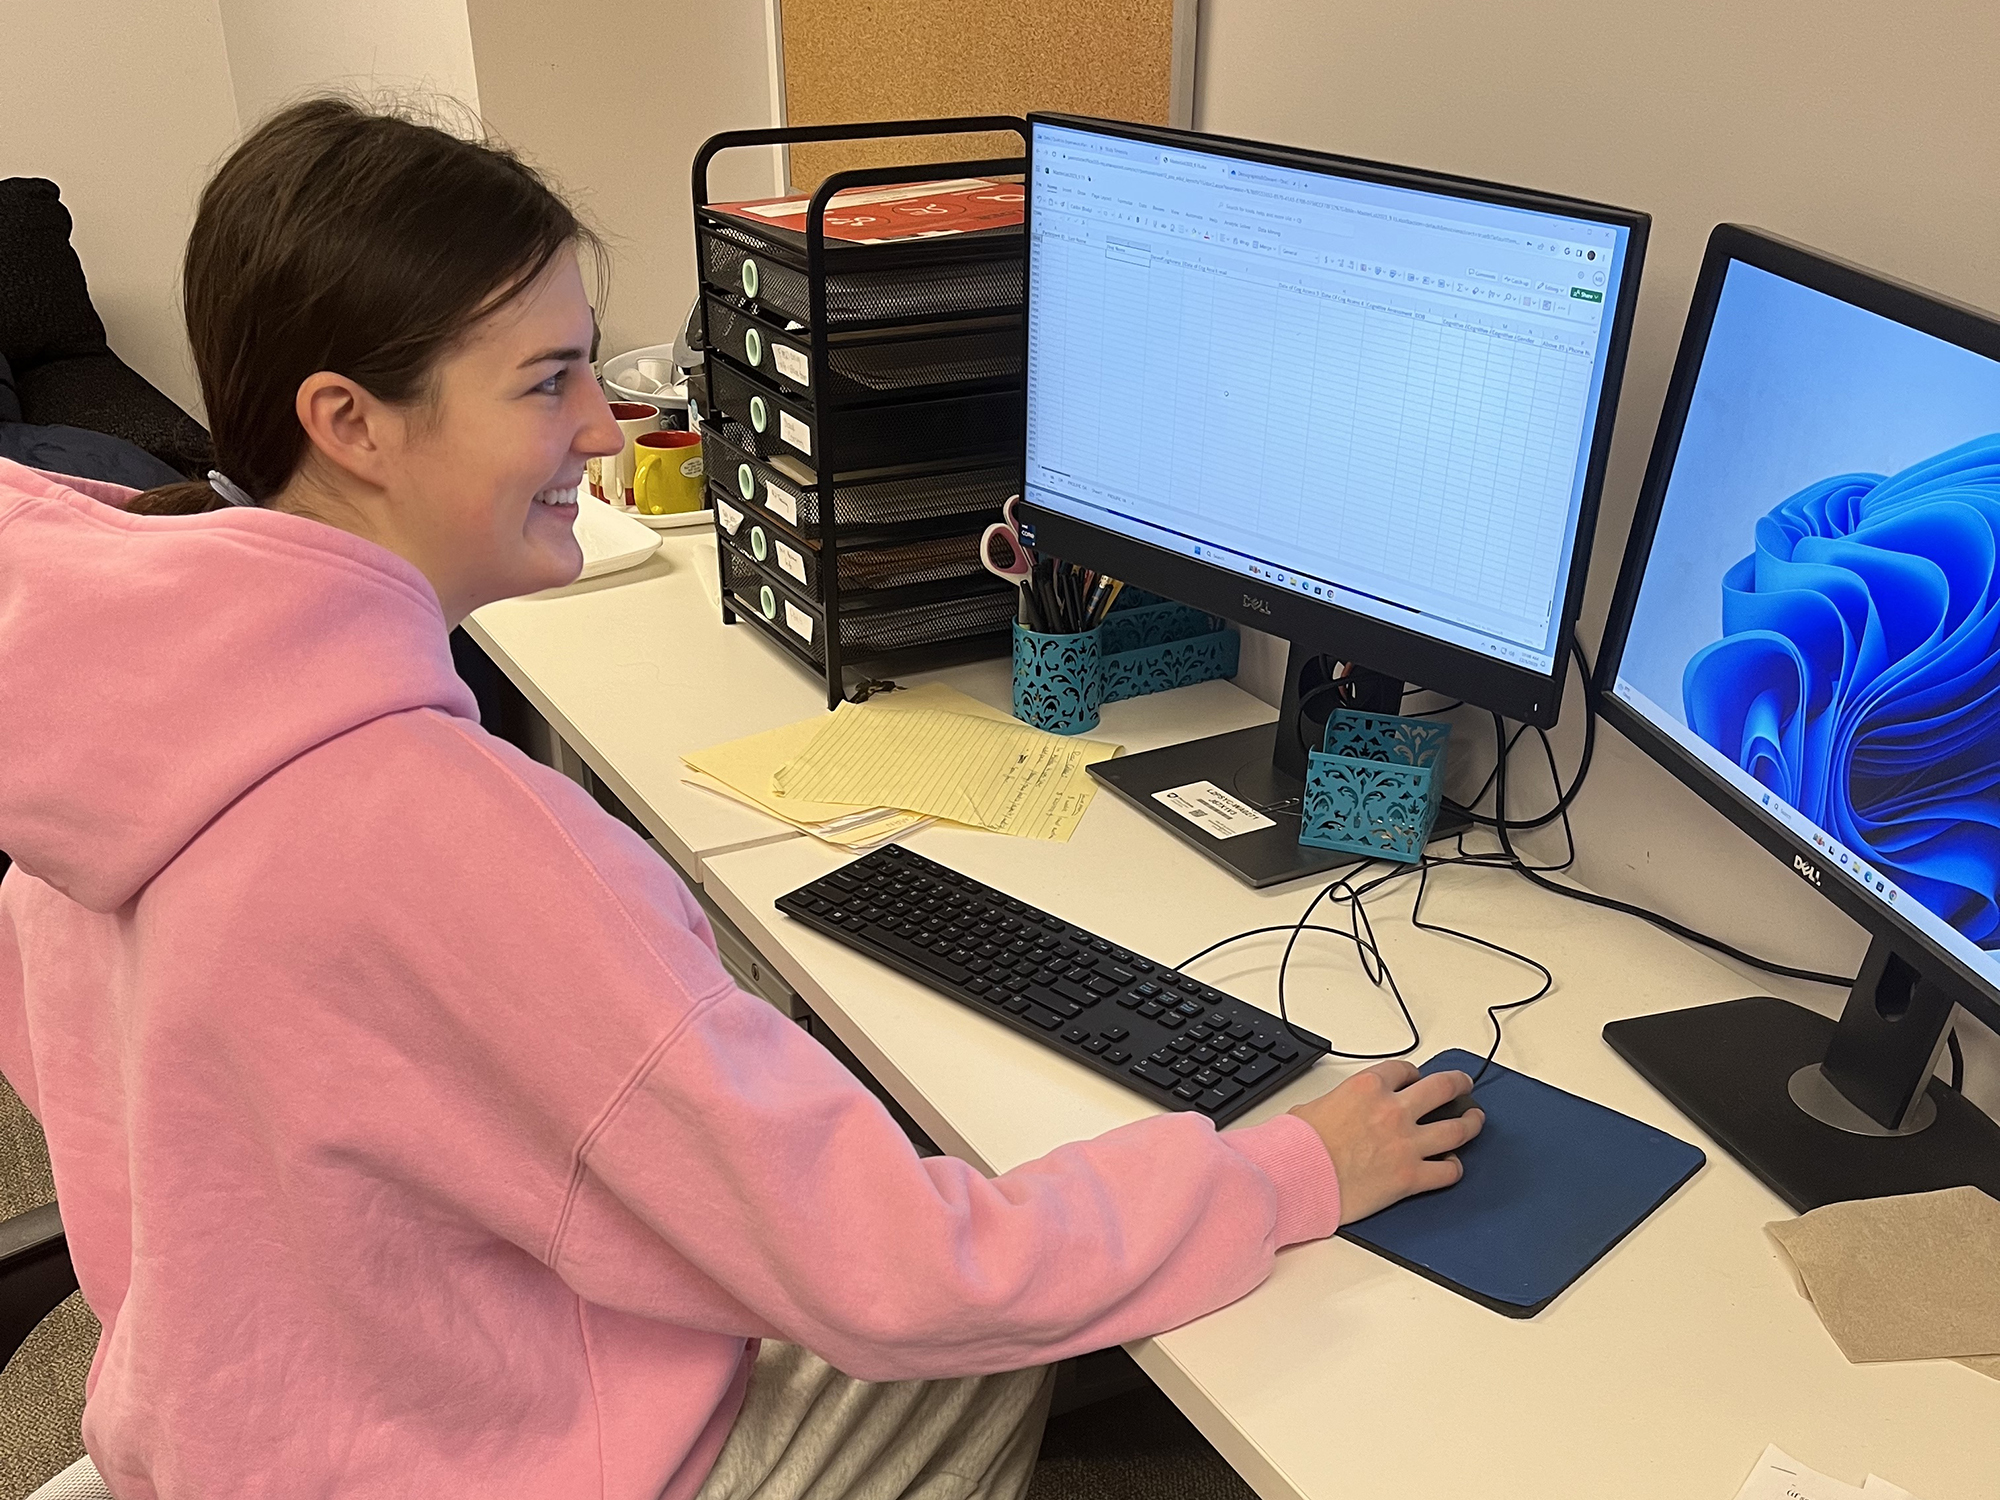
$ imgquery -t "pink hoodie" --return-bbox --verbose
[0,461,1340,1500]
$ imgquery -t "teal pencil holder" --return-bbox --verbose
[1298,709,1452,863]
[1012,625,1103,734]
[1012,597,1240,735]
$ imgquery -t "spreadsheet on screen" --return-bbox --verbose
[1024,122,1632,675]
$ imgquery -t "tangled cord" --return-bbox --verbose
[1173,632,1903,1087]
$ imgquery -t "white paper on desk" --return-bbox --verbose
[1732,1445,1922,1500]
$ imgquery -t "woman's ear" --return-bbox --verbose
[294,371,398,490]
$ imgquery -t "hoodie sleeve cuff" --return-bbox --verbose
[1221,1112,1341,1246]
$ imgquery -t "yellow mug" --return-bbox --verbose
[633,430,706,516]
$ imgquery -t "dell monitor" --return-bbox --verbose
[1019,114,1648,885]
[1596,224,2000,1209]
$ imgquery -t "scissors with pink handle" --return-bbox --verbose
[981,494,1035,584]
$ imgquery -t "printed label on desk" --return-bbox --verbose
[716,499,744,536]
[764,481,800,525]
[775,539,807,585]
[783,599,814,643]
[779,410,812,455]
[1151,781,1276,840]
[771,343,811,386]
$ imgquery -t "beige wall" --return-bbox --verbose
[218,0,481,127]
[466,0,782,365]
[1195,0,2000,1110]
[1,0,242,414]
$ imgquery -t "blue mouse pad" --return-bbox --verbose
[1337,1049,1706,1317]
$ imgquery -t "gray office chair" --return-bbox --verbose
[1,1076,107,1500]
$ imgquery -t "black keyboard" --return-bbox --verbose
[775,844,1329,1125]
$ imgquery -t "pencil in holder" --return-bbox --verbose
[1012,624,1103,735]
[1298,709,1452,863]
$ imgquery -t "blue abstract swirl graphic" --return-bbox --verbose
[1683,433,2000,948]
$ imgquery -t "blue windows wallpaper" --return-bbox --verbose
[1613,262,2000,964]
[1682,435,2000,947]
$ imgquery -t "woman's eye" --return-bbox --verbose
[534,370,565,395]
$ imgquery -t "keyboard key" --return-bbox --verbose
[1192,1046,1219,1064]
[1172,1059,1200,1078]
[870,931,969,984]
[1101,1027,1127,1042]
[1131,1061,1180,1089]
[966,977,991,994]
[1269,1042,1301,1062]
[1084,977,1118,998]
[1229,1044,1257,1062]
[1137,1001,1164,1018]
[1082,1038,1109,1053]
[1226,1023,1254,1041]
[1062,1027,1089,1043]
[1235,1056,1280,1087]
[1115,993,1143,1010]
[1213,1059,1239,1076]
[1158,1014,1185,1029]
[1004,996,1031,1013]
[1106,966,1136,986]
[1104,1048,1131,1064]
[1199,1082,1244,1111]
[1025,1007,1064,1031]
[1193,1068,1221,1087]
[1149,1047,1175,1064]
[1173,1083,1203,1102]
[1134,983,1161,999]
[1169,1036,1196,1053]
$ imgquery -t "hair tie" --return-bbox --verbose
[207,470,258,508]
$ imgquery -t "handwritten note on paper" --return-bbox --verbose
[1732,1445,1921,1500]
[771,706,1120,841]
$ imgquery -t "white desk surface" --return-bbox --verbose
[465,532,837,877]
[702,815,2000,1500]
[465,529,1279,877]
[472,535,1998,1500]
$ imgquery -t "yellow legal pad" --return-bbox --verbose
[772,705,1119,841]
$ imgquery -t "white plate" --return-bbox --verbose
[631,507,714,531]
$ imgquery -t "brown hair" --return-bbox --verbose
[130,97,599,516]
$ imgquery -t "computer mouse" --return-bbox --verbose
[1417,1090,1479,1127]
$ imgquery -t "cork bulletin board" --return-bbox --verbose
[778,0,1191,188]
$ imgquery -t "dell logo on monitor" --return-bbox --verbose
[1793,854,1822,887]
[1243,594,1272,615]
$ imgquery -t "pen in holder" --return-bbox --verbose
[1012,624,1104,735]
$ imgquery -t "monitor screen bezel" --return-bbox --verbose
[1019,111,1651,728]
[1593,222,2000,1034]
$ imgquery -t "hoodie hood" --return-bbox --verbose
[0,461,476,911]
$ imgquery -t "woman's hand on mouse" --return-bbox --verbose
[1288,1061,1483,1224]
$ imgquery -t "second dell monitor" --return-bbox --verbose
[1021,114,1647,881]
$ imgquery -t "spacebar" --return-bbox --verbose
[866,929,971,986]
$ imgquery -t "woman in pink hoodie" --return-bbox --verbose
[0,99,1482,1500]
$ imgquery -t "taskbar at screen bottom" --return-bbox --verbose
[1022,487,1561,678]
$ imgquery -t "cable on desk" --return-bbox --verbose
[1178,626,1954,1086]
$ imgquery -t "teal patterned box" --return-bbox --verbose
[1298,709,1452,863]
[1012,596,1240,735]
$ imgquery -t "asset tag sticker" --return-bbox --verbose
[783,600,814,642]
[775,540,807,584]
[771,343,811,385]
[1151,781,1276,840]
[764,482,800,525]
[779,410,812,455]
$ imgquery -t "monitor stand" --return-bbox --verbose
[1603,937,2000,1210]
[1087,645,1467,888]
